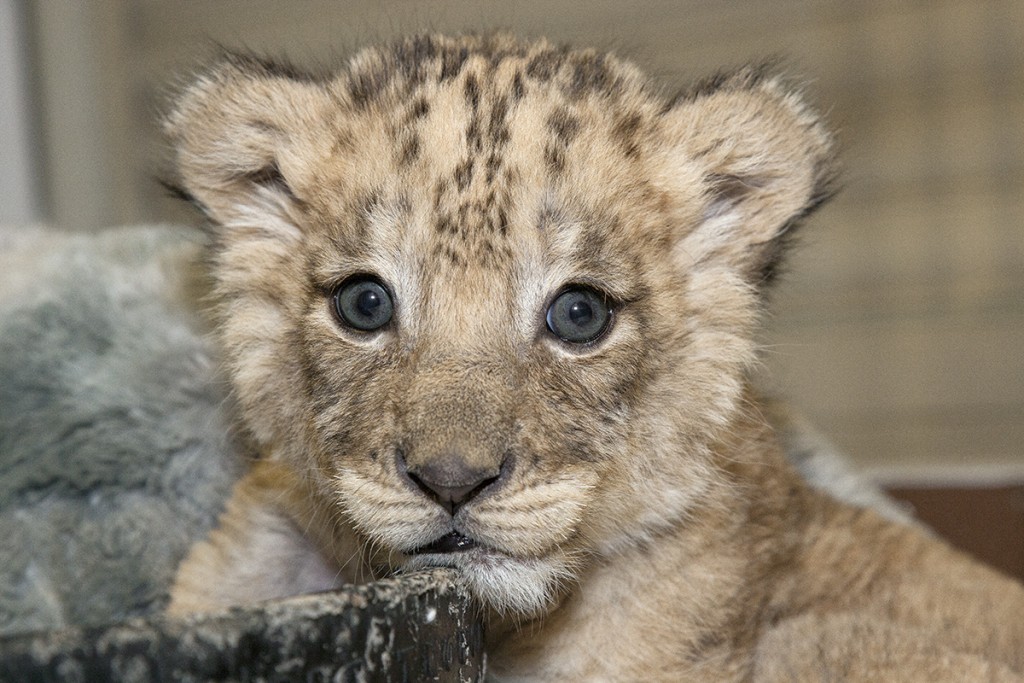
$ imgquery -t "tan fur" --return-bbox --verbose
[166,35,1024,680]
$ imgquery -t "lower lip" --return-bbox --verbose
[410,531,477,554]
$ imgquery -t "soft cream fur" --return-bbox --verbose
[166,35,1024,680]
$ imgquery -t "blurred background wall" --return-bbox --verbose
[2,1,1022,534]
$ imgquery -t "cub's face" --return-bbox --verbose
[168,35,832,615]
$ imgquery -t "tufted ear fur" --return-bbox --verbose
[657,67,836,287]
[164,54,332,242]
[164,55,337,452]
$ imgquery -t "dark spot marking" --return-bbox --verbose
[485,153,502,184]
[496,205,509,236]
[486,51,504,72]
[488,95,511,146]
[396,35,439,70]
[479,239,512,269]
[406,97,431,121]
[348,68,392,109]
[575,222,610,272]
[331,129,355,155]
[511,71,526,101]
[526,49,563,82]
[442,244,466,267]
[454,158,475,191]
[544,144,566,175]
[684,630,728,662]
[535,200,561,234]
[567,438,599,463]
[434,212,456,235]
[503,165,521,187]
[432,178,450,209]
[440,46,470,81]
[612,112,643,159]
[399,134,421,165]
[547,109,581,144]
[359,188,385,215]
[464,73,481,110]
[466,116,482,151]
[565,53,611,98]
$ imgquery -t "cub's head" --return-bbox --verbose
[167,34,833,616]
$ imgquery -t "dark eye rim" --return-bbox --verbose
[330,274,395,333]
[544,283,615,346]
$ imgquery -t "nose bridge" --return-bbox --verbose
[420,258,516,340]
[402,352,512,472]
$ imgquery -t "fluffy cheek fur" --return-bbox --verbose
[324,443,600,617]
[329,461,597,616]
[563,268,760,556]
[206,190,324,462]
[320,377,606,615]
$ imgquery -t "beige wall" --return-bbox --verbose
[0,1,41,223]
[22,0,1024,479]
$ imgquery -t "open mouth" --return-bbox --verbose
[409,531,478,555]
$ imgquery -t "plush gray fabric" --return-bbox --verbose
[0,224,907,639]
[0,226,241,637]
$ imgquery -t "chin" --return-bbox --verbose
[402,546,575,618]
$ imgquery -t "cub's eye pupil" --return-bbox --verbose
[333,277,393,332]
[568,300,593,326]
[546,287,611,344]
[356,289,382,317]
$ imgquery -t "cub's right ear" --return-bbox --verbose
[165,54,331,240]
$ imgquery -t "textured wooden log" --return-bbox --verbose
[0,569,484,682]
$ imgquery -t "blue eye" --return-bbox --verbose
[333,277,393,331]
[546,287,612,344]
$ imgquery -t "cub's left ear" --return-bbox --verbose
[657,68,836,285]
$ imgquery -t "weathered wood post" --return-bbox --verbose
[0,569,484,682]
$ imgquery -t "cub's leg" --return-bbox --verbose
[755,611,1024,682]
[167,460,362,615]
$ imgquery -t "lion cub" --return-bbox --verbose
[167,34,1024,680]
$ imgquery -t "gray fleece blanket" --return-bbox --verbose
[0,226,240,637]
[0,224,908,639]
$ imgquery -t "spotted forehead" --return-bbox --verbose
[327,35,661,273]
